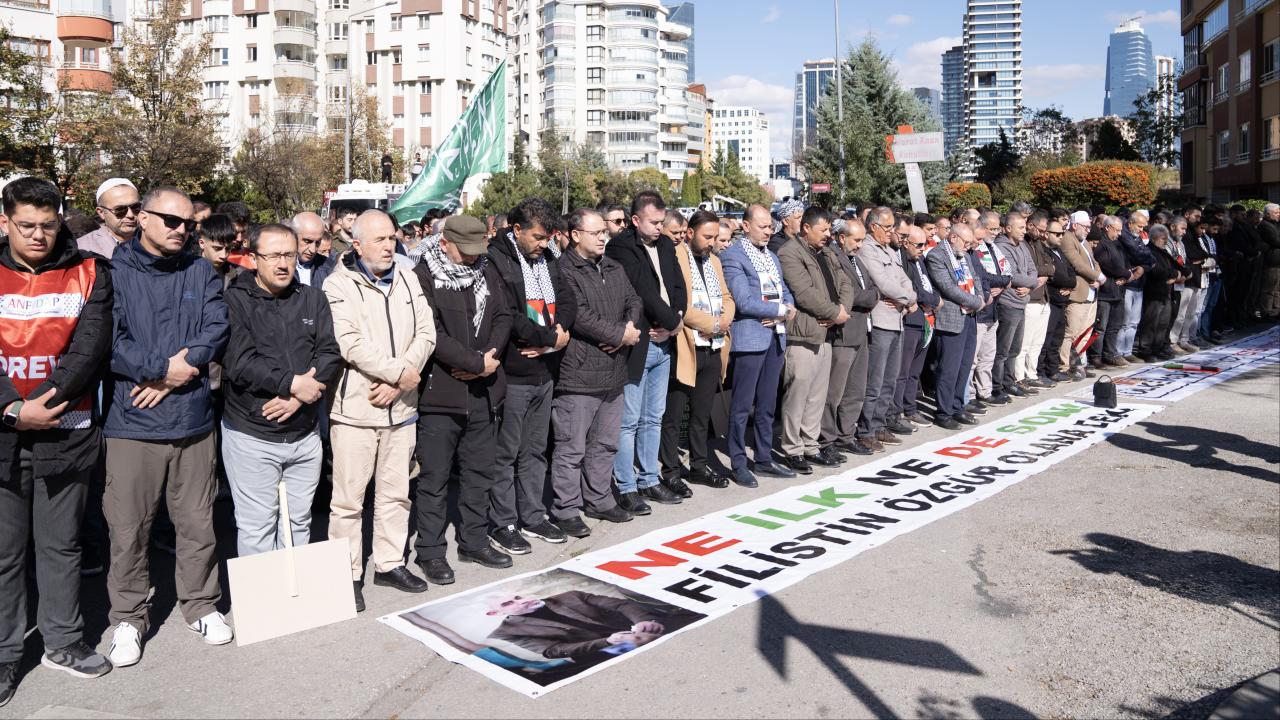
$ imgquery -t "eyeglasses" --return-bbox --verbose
[10,220,61,237]
[573,228,609,238]
[872,222,896,234]
[1046,230,1065,237]
[254,251,298,264]
[912,242,927,248]
[605,218,626,225]
[100,202,141,219]
[143,209,196,232]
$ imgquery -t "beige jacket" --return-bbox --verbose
[1059,233,1105,303]
[323,255,435,427]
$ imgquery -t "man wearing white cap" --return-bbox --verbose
[78,179,140,260]
[1057,210,1105,379]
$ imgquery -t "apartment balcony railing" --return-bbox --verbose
[1235,151,1250,164]
[1261,147,1279,161]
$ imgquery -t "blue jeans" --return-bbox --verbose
[614,340,671,493]
[1117,288,1144,356]
[1199,277,1222,338]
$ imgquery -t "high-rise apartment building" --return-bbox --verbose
[509,0,697,184]
[1103,19,1155,117]
[961,0,1022,150]
[0,0,120,97]
[941,44,965,156]
[711,105,770,183]
[666,1,693,80]
[792,58,834,162]
[1179,0,1278,202]
[913,87,941,120]
[686,82,711,170]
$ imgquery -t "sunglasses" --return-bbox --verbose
[1047,230,1065,237]
[101,202,142,219]
[143,209,196,232]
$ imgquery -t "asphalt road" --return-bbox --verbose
[4,346,1278,719]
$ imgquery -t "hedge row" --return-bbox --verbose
[1031,161,1156,208]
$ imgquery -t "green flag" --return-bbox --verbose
[391,61,506,223]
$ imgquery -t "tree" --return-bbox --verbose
[1131,74,1182,167]
[805,39,947,209]
[102,0,222,192]
[231,126,327,220]
[1017,107,1080,161]
[973,128,1021,191]
[680,169,703,207]
[994,151,1073,205]
[316,84,396,186]
[1091,119,1141,161]
[466,134,541,217]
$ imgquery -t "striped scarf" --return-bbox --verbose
[685,248,724,349]
[423,237,489,336]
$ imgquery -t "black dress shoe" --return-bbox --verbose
[834,439,861,454]
[987,393,1012,405]
[373,565,429,593]
[640,484,682,505]
[1029,378,1054,389]
[964,400,988,416]
[753,462,797,478]
[584,505,634,523]
[662,475,693,499]
[553,515,592,538]
[806,449,842,467]
[687,467,729,489]
[1069,370,1086,382]
[418,558,456,585]
[955,412,979,426]
[843,439,874,455]
[782,455,813,474]
[618,491,652,515]
[732,467,759,488]
[1006,385,1027,398]
[935,415,960,430]
[1050,371,1070,382]
[459,546,513,569]
[905,412,932,426]
[887,419,916,434]
[353,582,366,613]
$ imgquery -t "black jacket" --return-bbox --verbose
[832,251,880,348]
[901,252,940,329]
[1044,245,1076,307]
[557,247,642,397]
[604,228,686,382]
[0,231,113,483]
[221,272,342,442]
[1093,238,1133,302]
[1181,234,1209,287]
[414,258,512,415]
[767,230,795,255]
[1143,244,1182,303]
[1119,229,1155,290]
[968,244,1012,322]
[487,233,577,386]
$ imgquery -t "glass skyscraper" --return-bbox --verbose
[941,45,966,156]
[792,58,835,161]
[962,0,1023,149]
[1103,19,1155,118]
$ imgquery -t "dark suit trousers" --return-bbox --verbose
[857,328,903,438]
[935,317,978,419]
[821,343,869,447]
[1135,298,1173,356]
[728,335,785,470]
[893,326,927,417]
[414,393,497,560]
[1038,301,1068,379]
[661,348,722,474]
[993,303,1025,395]
[1090,298,1124,362]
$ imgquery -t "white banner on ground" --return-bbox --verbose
[382,399,1162,697]
[1070,327,1279,402]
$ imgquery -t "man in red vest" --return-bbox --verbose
[0,177,115,705]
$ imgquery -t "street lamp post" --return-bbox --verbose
[834,0,845,204]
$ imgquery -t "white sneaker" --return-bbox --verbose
[188,611,234,646]
[108,623,142,667]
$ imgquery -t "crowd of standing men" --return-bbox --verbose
[1,171,1278,705]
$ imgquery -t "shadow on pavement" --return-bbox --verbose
[1115,682,1242,720]
[1106,421,1280,485]
[915,691,1037,719]
[756,594,983,719]
[1050,533,1280,627]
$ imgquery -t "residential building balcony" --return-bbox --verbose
[58,63,112,91]
[57,0,115,46]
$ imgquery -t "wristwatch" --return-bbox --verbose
[2,401,24,428]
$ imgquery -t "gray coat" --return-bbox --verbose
[557,247,643,397]
[993,234,1037,310]
[857,240,916,331]
[777,237,854,346]
[924,241,985,334]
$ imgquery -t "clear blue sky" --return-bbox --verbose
[696,0,1180,161]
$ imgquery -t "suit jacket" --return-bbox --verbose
[1119,228,1155,290]
[924,241,985,334]
[1058,233,1105,303]
[1093,237,1133,302]
[776,237,854,346]
[901,253,940,329]
[673,243,735,386]
[857,240,916,331]
[605,227,688,382]
[720,241,794,354]
[832,250,880,348]
[487,590,660,660]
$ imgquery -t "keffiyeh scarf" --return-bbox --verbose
[424,237,489,336]
[508,231,556,327]
[685,249,724,349]
[739,238,786,335]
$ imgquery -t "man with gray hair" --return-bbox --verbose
[1116,209,1154,362]
[323,209,435,610]
[856,207,916,452]
[1258,203,1280,319]
[290,211,335,287]
[1089,215,1134,367]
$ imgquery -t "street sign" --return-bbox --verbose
[887,132,945,164]
[811,183,832,193]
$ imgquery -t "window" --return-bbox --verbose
[1264,116,1279,160]
[586,25,603,41]
[328,22,347,40]
[1239,51,1252,89]
[418,14,430,29]
[1214,64,1229,101]
[246,14,258,28]
[587,110,603,126]
[329,85,347,103]
[390,14,401,30]
[1217,130,1230,167]
[587,88,604,104]
[329,0,348,8]
[419,112,432,123]
[246,46,257,62]
[78,47,98,66]
[1239,123,1250,161]
[366,51,376,65]
[204,81,229,99]
[466,46,472,64]
[418,80,433,93]
[210,47,228,65]
[1203,1,1229,43]
[585,4,602,18]
[587,46,603,62]
[329,56,347,70]
[205,15,228,32]
[391,49,402,64]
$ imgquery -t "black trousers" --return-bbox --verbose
[1090,297,1125,363]
[660,348,722,476]
[893,325,927,417]
[993,303,1025,395]
[0,446,89,661]
[1135,298,1173,356]
[1038,301,1068,379]
[414,393,498,559]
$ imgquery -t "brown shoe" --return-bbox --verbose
[875,429,903,445]
[856,437,882,454]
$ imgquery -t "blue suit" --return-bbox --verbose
[720,241,794,470]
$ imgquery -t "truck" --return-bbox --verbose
[322,180,406,219]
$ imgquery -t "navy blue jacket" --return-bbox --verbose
[968,245,1011,324]
[104,238,229,440]
[1119,229,1155,291]
[901,251,939,329]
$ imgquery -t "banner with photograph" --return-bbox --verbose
[382,399,1162,697]
[1068,327,1279,403]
